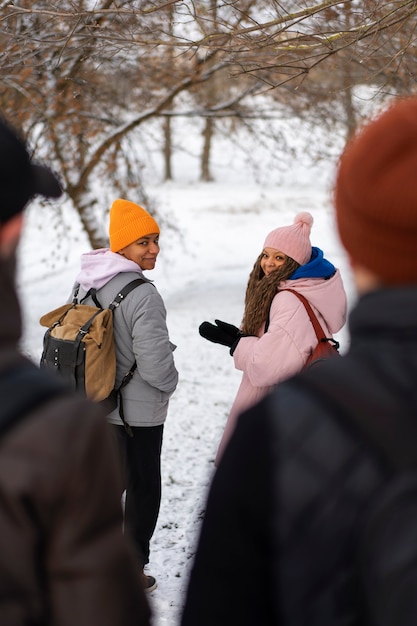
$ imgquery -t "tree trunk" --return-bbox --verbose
[163,117,173,181]
[201,117,214,182]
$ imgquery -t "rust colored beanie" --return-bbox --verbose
[109,199,160,252]
[335,97,417,284]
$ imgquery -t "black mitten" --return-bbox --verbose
[214,319,240,338]
[199,319,240,348]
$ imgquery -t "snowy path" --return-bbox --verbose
[148,275,245,625]
[18,180,352,626]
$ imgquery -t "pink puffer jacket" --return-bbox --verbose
[215,269,347,464]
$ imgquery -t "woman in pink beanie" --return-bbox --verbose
[199,211,347,464]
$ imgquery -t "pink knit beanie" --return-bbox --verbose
[263,212,313,265]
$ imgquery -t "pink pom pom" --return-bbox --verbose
[294,211,313,228]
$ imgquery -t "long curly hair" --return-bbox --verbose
[240,253,300,336]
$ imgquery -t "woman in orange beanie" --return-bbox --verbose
[70,198,178,591]
[199,212,347,464]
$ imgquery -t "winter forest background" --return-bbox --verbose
[3,2,417,625]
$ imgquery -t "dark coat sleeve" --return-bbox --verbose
[44,397,152,626]
[181,398,277,626]
[0,393,151,626]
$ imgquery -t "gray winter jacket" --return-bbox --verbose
[73,255,178,428]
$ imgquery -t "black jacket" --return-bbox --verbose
[181,287,417,626]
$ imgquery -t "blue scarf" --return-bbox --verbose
[289,247,335,280]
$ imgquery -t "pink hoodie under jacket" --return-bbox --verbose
[215,269,347,464]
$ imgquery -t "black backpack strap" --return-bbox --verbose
[73,283,102,308]
[112,364,139,438]
[0,363,68,439]
[75,278,146,310]
[85,289,102,308]
[73,283,101,307]
[109,278,147,311]
[72,283,80,305]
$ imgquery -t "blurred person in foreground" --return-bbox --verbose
[181,96,417,626]
[0,118,151,625]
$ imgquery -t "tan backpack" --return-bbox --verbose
[40,279,145,430]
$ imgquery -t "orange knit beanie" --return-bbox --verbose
[335,97,417,284]
[109,199,160,252]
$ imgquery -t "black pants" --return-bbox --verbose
[112,424,164,567]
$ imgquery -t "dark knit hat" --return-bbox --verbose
[335,97,417,284]
[0,118,62,223]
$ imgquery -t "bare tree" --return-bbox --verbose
[0,1,416,248]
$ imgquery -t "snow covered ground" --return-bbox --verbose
[17,115,357,625]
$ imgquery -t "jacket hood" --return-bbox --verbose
[290,247,335,280]
[280,268,347,334]
[76,248,145,290]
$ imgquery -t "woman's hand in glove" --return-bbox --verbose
[199,319,240,348]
